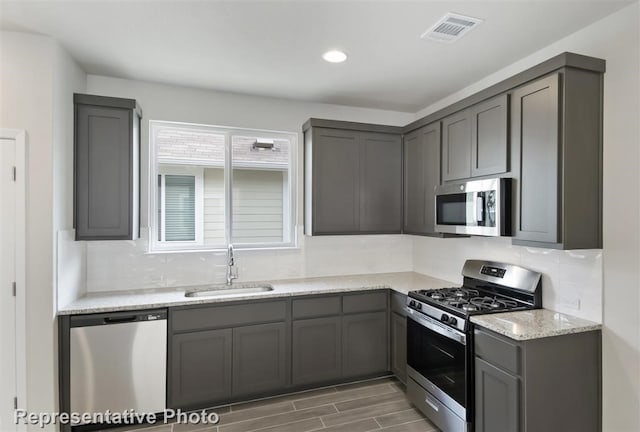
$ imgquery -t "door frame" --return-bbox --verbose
[1,129,27,419]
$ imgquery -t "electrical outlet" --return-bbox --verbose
[558,296,581,310]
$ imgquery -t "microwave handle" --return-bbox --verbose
[476,195,485,223]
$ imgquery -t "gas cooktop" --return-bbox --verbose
[407,260,543,328]
[410,286,527,315]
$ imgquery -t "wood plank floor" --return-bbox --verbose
[106,376,439,432]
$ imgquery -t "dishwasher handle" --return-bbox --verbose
[104,315,138,324]
[70,309,167,328]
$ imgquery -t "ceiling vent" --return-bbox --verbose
[421,13,483,43]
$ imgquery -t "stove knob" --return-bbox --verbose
[441,314,449,323]
[449,317,458,326]
[416,303,422,310]
[409,300,416,307]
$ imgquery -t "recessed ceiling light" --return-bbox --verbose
[322,50,348,63]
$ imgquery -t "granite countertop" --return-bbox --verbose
[58,272,456,315]
[470,309,602,341]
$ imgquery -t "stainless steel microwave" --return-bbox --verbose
[435,178,511,237]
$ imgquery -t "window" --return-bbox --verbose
[150,121,296,251]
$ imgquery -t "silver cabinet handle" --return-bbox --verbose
[476,195,484,223]
[425,395,440,412]
[407,309,467,345]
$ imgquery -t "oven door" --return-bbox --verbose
[406,310,469,420]
[435,178,509,236]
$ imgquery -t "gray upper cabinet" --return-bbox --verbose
[474,326,601,432]
[403,122,441,235]
[232,322,288,397]
[441,110,472,181]
[74,94,141,241]
[470,94,509,177]
[310,128,361,234]
[304,120,402,235]
[511,74,559,245]
[511,70,602,249]
[441,94,509,182]
[359,132,402,232]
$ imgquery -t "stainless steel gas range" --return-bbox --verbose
[405,260,542,432]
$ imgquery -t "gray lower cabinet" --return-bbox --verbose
[511,70,603,249]
[232,322,288,397]
[74,93,141,241]
[475,357,519,432]
[169,291,391,409]
[303,120,402,235]
[403,122,441,235]
[390,292,407,383]
[292,316,342,386]
[390,312,407,383]
[169,329,232,409]
[474,326,601,432]
[342,312,388,377]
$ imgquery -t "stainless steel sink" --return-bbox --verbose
[184,284,274,298]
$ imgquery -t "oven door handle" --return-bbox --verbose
[407,309,467,345]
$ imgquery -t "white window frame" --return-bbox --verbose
[149,120,297,252]
[157,166,204,248]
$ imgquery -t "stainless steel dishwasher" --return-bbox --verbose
[69,309,167,420]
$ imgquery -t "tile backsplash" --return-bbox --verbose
[412,236,602,322]
[71,229,602,322]
[85,228,414,291]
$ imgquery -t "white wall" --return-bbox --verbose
[413,4,640,431]
[52,42,87,311]
[0,31,85,430]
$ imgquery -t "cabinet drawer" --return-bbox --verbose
[343,291,388,314]
[293,296,341,319]
[474,328,520,375]
[390,292,408,316]
[407,378,467,432]
[171,301,287,332]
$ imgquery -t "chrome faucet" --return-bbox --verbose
[226,244,238,286]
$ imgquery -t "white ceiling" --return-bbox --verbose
[0,0,632,112]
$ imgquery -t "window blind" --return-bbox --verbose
[165,175,196,241]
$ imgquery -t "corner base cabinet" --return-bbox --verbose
[474,327,601,432]
[74,93,142,241]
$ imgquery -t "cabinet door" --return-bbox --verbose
[471,94,509,177]
[169,329,232,409]
[292,316,342,385]
[475,357,520,432]
[75,105,134,240]
[442,110,472,181]
[360,132,402,233]
[342,312,388,378]
[404,123,441,234]
[390,312,407,383]
[232,322,288,397]
[312,128,360,234]
[511,74,560,244]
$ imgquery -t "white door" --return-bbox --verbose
[0,138,17,432]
